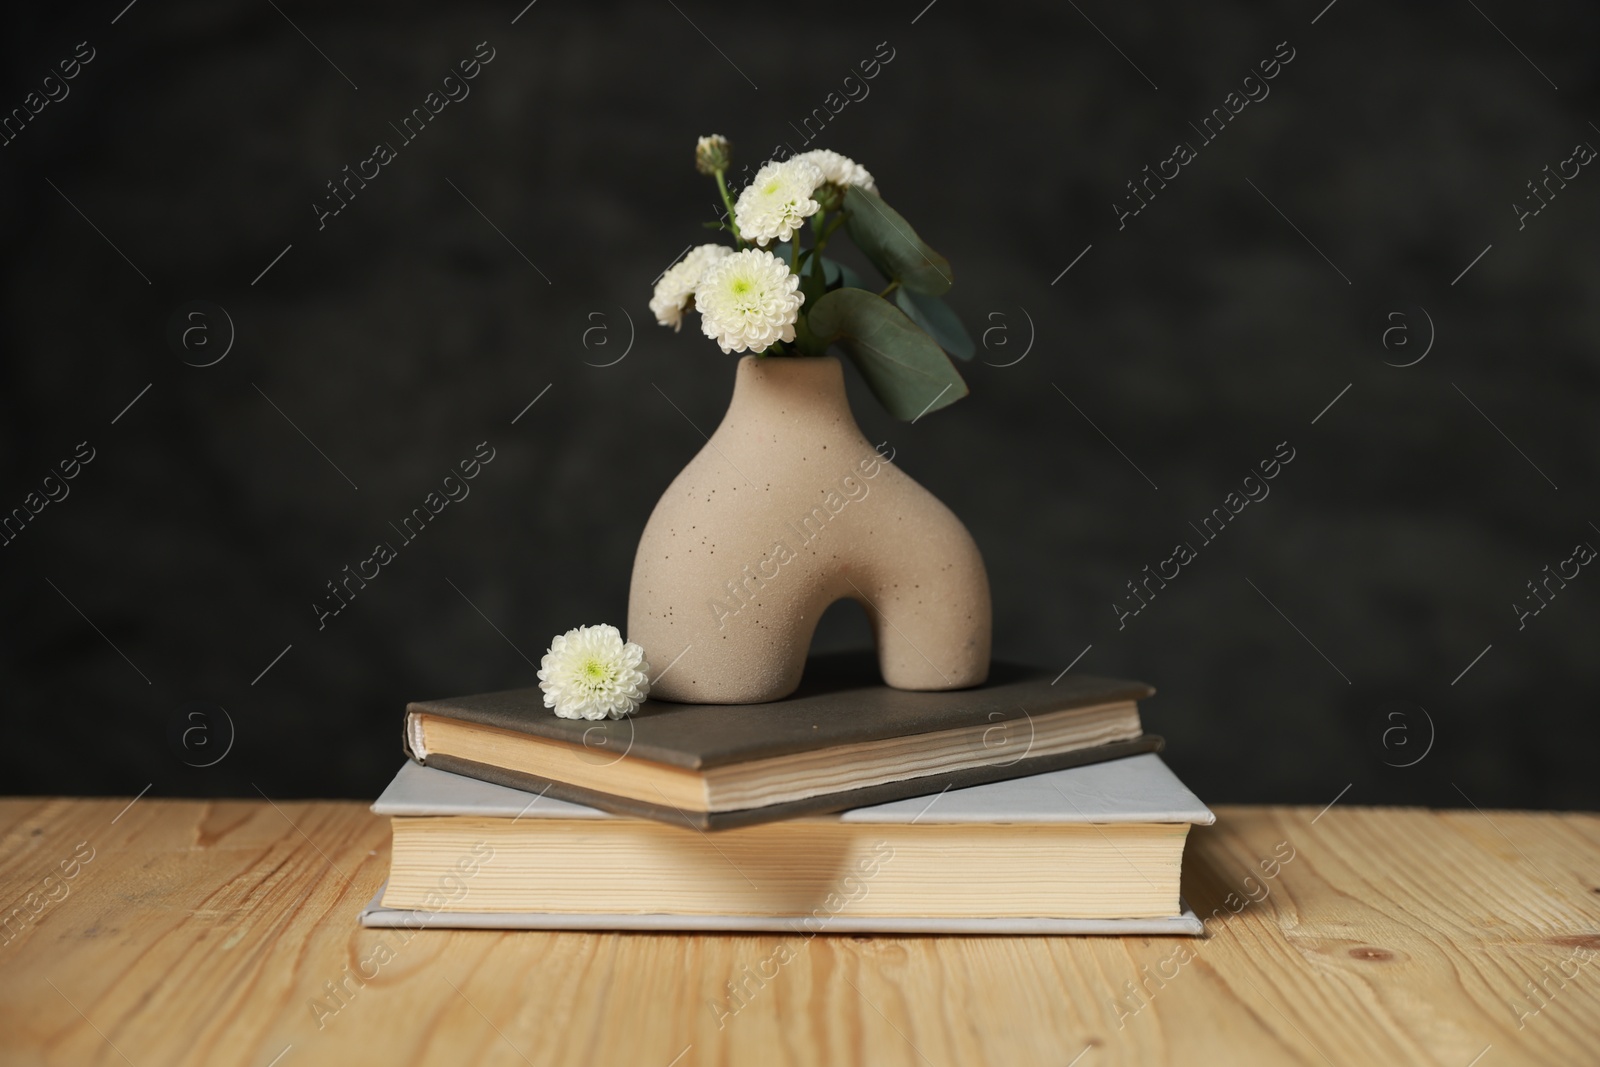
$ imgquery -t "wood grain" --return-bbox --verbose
[1,798,1596,1066]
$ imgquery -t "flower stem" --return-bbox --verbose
[815,213,846,254]
[715,170,742,244]
[879,279,900,297]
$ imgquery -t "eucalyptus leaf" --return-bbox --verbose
[895,289,976,361]
[792,310,827,356]
[802,252,827,309]
[761,241,812,273]
[842,186,953,296]
[795,256,830,355]
[821,256,869,292]
[808,288,968,421]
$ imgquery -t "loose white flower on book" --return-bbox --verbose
[734,158,823,245]
[650,243,733,331]
[696,248,804,354]
[537,624,651,720]
[796,149,877,194]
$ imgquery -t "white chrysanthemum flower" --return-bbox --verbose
[695,248,804,354]
[796,149,877,194]
[537,624,651,721]
[734,158,823,245]
[650,243,732,331]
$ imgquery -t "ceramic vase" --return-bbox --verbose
[627,355,991,703]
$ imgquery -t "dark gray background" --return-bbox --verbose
[3,0,1595,810]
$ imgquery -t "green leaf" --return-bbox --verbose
[768,241,814,266]
[803,249,827,304]
[842,186,953,296]
[809,288,968,421]
[821,256,869,292]
[895,289,976,361]
[782,242,825,354]
[791,313,826,356]
[794,255,831,355]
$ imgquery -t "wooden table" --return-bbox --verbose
[2,799,1596,1066]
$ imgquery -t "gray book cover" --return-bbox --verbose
[405,657,1155,770]
[403,652,1162,829]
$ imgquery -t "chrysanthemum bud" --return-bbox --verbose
[813,182,845,213]
[695,134,732,175]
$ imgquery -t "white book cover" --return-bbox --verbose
[362,754,1211,935]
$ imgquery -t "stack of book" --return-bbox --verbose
[361,654,1212,935]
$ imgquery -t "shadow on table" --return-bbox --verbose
[1180,815,1301,939]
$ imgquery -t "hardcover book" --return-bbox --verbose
[403,653,1162,829]
[361,753,1213,934]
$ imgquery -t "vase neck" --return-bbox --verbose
[726,355,855,427]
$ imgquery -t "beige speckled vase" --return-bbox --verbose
[627,355,991,704]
